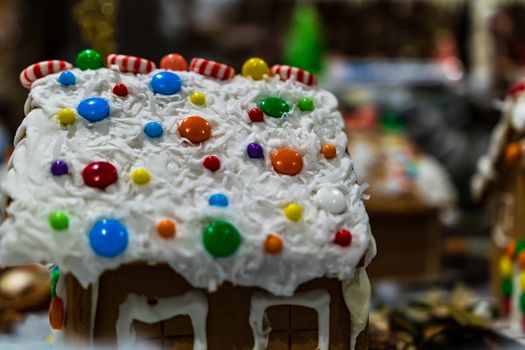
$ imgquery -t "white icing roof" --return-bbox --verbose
[0,67,374,295]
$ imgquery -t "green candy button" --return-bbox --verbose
[49,211,69,231]
[298,97,315,112]
[203,220,241,258]
[501,277,513,298]
[258,97,290,118]
[76,49,104,70]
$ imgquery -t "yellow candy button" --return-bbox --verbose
[190,92,206,105]
[131,168,151,185]
[500,255,513,277]
[242,57,269,81]
[57,108,76,125]
[520,272,525,290]
[284,203,302,222]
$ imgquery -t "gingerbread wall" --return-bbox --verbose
[64,263,369,349]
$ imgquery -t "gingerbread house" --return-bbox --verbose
[0,51,375,349]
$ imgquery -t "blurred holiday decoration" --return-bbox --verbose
[73,0,118,56]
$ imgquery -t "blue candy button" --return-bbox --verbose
[77,98,110,122]
[58,71,76,86]
[151,71,181,95]
[144,121,164,138]
[209,193,229,207]
[89,219,128,258]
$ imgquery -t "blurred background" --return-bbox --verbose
[2,0,525,348]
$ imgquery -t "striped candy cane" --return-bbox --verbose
[19,60,73,89]
[106,54,156,74]
[270,65,317,87]
[189,58,235,81]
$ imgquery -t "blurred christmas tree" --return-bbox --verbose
[283,4,325,75]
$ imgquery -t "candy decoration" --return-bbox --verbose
[151,71,182,95]
[203,220,241,258]
[248,108,264,123]
[321,144,337,159]
[20,60,73,89]
[507,240,517,258]
[76,49,104,70]
[50,266,60,298]
[315,188,347,214]
[156,219,176,239]
[49,297,64,330]
[160,53,188,71]
[189,58,235,81]
[271,149,303,176]
[242,57,270,80]
[57,108,76,126]
[284,203,302,222]
[82,162,118,190]
[209,193,228,207]
[203,156,221,172]
[258,97,290,118]
[49,211,69,231]
[264,234,284,255]
[144,121,164,138]
[247,143,264,159]
[505,142,523,166]
[58,71,76,86]
[106,54,156,74]
[131,168,151,185]
[501,277,513,298]
[179,116,212,143]
[51,160,69,176]
[112,83,129,97]
[77,97,110,122]
[500,255,513,277]
[190,92,206,105]
[298,97,315,111]
[518,239,525,255]
[502,298,511,317]
[335,229,352,247]
[521,272,525,290]
[89,218,129,258]
[520,251,525,270]
[270,64,317,86]
[509,81,525,99]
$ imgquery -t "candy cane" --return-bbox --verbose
[270,65,317,87]
[19,60,73,89]
[189,58,235,80]
[106,54,156,74]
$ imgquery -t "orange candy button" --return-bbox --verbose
[179,116,212,143]
[157,219,176,239]
[160,53,188,71]
[49,297,64,330]
[271,149,303,176]
[321,144,337,159]
[265,234,283,255]
[505,142,522,165]
[520,251,525,269]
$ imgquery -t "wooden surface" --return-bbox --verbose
[64,274,92,343]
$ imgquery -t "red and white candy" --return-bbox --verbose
[19,60,73,89]
[270,65,317,87]
[106,54,156,74]
[189,58,235,81]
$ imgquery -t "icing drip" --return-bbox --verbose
[342,267,371,350]
[249,289,330,350]
[116,291,208,349]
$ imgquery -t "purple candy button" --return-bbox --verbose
[247,143,263,159]
[51,160,69,176]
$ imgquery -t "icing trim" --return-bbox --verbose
[343,267,371,349]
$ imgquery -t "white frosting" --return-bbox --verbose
[249,289,330,350]
[0,67,374,298]
[116,291,208,349]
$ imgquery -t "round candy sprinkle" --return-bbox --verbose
[82,162,118,190]
[298,97,315,112]
[315,188,347,214]
[505,142,522,165]
[190,92,206,105]
[520,272,525,290]
[247,143,263,159]
[160,53,188,71]
[156,219,176,239]
[209,193,228,207]
[517,239,525,255]
[203,155,221,172]
[51,160,69,176]
[151,71,182,95]
[258,97,290,118]
[49,297,64,330]
[248,108,264,123]
[144,121,164,138]
[76,49,104,70]
[203,220,241,258]
[335,229,352,247]
[501,277,513,298]
[321,144,337,159]
[242,57,269,80]
[271,149,303,176]
[264,234,283,255]
[179,116,212,143]
[58,71,76,86]
[89,218,128,258]
[49,211,69,231]
[507,240,517,258]
[57,108,76,126]
[500,255,513,277]
[284,203,302,222]
[112,83,128,97]
[520,251,525,270]
[77,97,110,123]
[131,168,151,185]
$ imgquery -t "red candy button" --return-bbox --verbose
[82,162,118,190]
[203,156,221,172]
[248,108,264,123]
[112,83,128,97]
[334,229,352,247]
